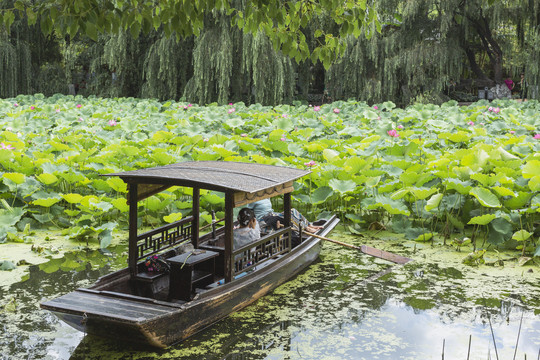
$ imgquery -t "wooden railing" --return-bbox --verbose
[136,216,193,261]
[233,227,291,276]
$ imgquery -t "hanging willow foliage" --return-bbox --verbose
[0,37,18,97]
[326,1,463,106]
[141,35,193,100]
[183,15,236,105]
[242,31,295,105]
[184,11,296,106]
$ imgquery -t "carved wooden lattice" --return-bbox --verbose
[136,217,193,260]
[233,228,291,274]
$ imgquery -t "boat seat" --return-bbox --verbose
[133,271,168,298]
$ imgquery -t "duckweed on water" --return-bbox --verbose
[1,229,539,359]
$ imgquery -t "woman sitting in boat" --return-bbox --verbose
[234,208,260,250]
[247,200,322,245]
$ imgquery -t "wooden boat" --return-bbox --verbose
[40,161,339,348]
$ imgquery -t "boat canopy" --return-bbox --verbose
[106,161,310,283]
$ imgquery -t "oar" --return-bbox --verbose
[304,231,412,264]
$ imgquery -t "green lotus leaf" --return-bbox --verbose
[369,195,410,215]
[202,193,224,205]
[106,177,128,193]
[414,232,435,242]
[32,198,60,207]
[111,198,129,212]
[528,176,540,192]
[400,171,420,186]
[522,160,540,179]
[491,186,515,197]
[151,130,175,142]
[447,213,465,229]
[58,172,85,184]
[439,131,471,143]
[496,147,519,160]
[504,191,532,209]
[211,145,238,159]
[470,173,491,187]
[273,117,294,132]
[410,187,438,200]
[469,187,501,208]
[311,186,334,204]
[391,188,410,200]
[322,149,340,162]
[512,230,532,242]
[425,193,443,211]
[164,212,183,223]
[446,179,472,195]
[488,218,513,245]
[36,173,58,185]
[64,209,81,216]
[329,179,357,194]
[268,129,287,141]
[468,214,497,225]
[3,172,26,185]
[62,193,83,204]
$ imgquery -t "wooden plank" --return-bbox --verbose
[43,291,175,321]
[234,182,294,207]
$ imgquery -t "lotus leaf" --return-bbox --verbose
[467,214,497,225]
[469,187,501,208]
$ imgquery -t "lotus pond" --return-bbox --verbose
[0,229,539,359]
[0,95,539,358]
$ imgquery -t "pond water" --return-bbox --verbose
[1,231,539,359]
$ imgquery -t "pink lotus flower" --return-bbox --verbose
[387,129,399,137]
[30,106,35,110]
[108,119,117,126]
[183,106,188,110]
[488,107,493,112]
[203,138,209,142]
[76,104,82,108]
[510,131,515,134]
[333,108,340,114]
[280,137,286,141]
[304,160,316,167]
[0,142,14,150]
[480,122,485,126]
[241,133,248,137]
[373,105,378,110]
[468,121,474,126]
[188,104,193,107]
[282,114,288,118]
[377,116,381,120]
[229,103,233,106]
[493,107,500,114]
[228,108,235,114]
[313,106,320,112]
[56,109,60,113]
[397,125,404,129]
[534,134,540,139]
[14,103,18,107]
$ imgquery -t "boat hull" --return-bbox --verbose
[42,217,338,348]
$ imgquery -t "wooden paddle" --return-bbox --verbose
[303,230,412,264]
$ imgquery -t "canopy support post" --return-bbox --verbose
[284,192,291,227]
[224,191,234,283]
[192,187,200,248]
[128,183,138,277]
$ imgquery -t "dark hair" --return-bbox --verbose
[238,208,255,227]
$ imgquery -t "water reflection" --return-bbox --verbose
[1,239,539,359]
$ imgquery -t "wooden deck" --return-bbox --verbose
[42,290,179,323]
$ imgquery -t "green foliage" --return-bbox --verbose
[0,96,539,257]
